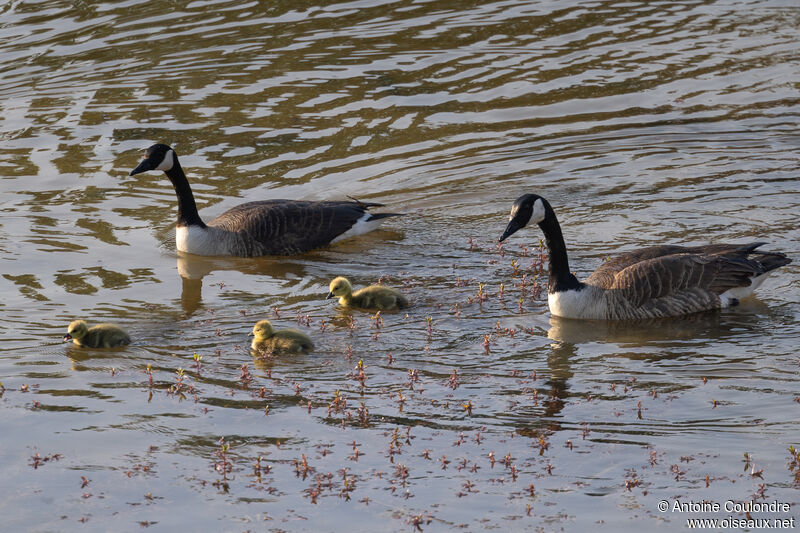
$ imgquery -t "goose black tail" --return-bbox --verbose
[347,195,385,209]
[752,252,792,273]
[367,212,404,221]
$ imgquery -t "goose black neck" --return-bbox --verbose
[538,208,580,293]
[165,159,206,228]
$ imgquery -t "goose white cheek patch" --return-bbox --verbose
[532,198,546,223]
[156,149,174,171]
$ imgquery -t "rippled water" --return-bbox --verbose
[1,0,799,531]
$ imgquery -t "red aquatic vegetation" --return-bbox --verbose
[213,438,233,484]
[482,334,491,353]
[396,391,406,411]
[670,463,685,481]
[395,463,409,486]
[356,402,369,425]
[291,453,314,479]
[447,369,459,389]
[295,310,311,327]
[29,452,62,469]
[408,513,431,532]
[239,363,253,388]
[328,390,347,415]
[788,446,800,485]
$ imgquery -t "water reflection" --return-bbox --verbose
[64,342,130,372]
[176,252,312,314]
[547,300,775,346]
[180,276,204,315]
[176,252,310,281]
[547,313,723,345]
[543,340,575,418]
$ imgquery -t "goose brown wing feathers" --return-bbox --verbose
[585,245,690,289]
[584,242,771,290]
[208,200,391,256]
[605,253,763,308]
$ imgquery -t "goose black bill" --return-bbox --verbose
[499,217,524,243]
[129,159,154,176]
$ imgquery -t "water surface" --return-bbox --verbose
[1,0,799,531]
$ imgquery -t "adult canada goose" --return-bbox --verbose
[250,320,314,354]
[499,194,792,320]
[129,143,402,257]
[326,276,409,311]
[63,320,131,348]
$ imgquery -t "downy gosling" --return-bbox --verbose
[63,320,131,348]
[327,276,409,311]
[250,320,314,354]
[499,193,792,320]
[129,144,402,257]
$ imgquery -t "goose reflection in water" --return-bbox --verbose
[511,299,780,439]
[173,220,406,316]
[546,298,775,346]
[176,253,312,316]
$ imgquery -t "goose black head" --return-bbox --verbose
[499,194,548,242]
[130,143,175,176]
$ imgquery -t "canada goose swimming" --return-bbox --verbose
[250,319,314,354]
[326,276,409,311]
[63,320,131,348]
[129,144,402,257]
[499,194,792,320]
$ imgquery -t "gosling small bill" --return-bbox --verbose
[326,276,409,311]
[250,319,314,354]
[63,320,131,348]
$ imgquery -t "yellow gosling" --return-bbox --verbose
[326,276,409,311]
[63,320,131,348]
[250,320,314,354]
